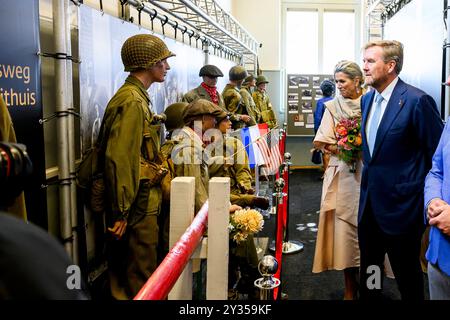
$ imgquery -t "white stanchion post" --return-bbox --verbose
[168,177,196,300]
[206,177,230,300]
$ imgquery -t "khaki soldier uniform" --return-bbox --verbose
[222,84,256,129]
[183,64,241,125]
[182,85,226,110]
[253,76,278,129]
[209,136,255,207]
[0,95,27,220]
[99,75,163,299]
[173,127,209,213]
[172,99,223,212]
[157,102,188,262]
[240,85,260,124]
[99,34,175,300]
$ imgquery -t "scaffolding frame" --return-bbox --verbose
[365,0,412,41]
[141,0,260,72]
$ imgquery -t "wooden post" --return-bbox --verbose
[168,177,195,300]
[206,177,230,300]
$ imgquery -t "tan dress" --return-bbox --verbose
[312,96,361,273]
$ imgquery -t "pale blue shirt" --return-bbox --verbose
[365,77,399,144]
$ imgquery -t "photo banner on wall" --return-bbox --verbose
[78,4,207,271]
[0,0,47,228]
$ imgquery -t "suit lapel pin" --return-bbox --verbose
[398,99,403,107]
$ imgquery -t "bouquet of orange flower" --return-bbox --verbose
[335,117,362,173]
[229,208,264,243]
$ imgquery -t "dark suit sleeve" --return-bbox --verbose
[413,94,444,165]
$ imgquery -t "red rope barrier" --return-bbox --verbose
[134,201,209,300]
[273,199,284,299]
[273,129,288,299]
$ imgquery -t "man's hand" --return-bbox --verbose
[429,205,450,236]
[427,198,448,220]
[229,204,242,213]
[108,219,128,240]
[240,115,251,123]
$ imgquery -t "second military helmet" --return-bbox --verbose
[229,66,248,81]
[163,102,189,132]
[199,65,224,78]
[121,34,175,72]
[256,75,269,86]
[243,74,256,86]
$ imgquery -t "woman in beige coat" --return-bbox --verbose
[312,61,363,300]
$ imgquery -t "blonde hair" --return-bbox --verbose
[364,40,403,74]
[334,60,364,88]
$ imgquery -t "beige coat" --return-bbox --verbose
[312,96,361,272]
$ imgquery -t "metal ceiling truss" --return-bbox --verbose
[366,0,412,41]
[133,0,260,71]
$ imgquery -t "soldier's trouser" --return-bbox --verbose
[108,214,158,300]
[229,234,260,296]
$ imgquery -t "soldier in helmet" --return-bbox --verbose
[253,75,278,129]
[95,34,175,299]
[240,74,260,124]
[172,99,223,212]
[171,99,242,212]
[222,66,256,130]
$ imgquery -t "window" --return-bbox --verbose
[285,8,357,74]
[286,10,318,74]
[323,11,355,74]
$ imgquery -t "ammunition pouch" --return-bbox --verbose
[261,109,276,124]
[160,158,175,203]
[140,157,168,186]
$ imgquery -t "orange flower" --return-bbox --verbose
[354,134,362,146]
[336,125,348,137]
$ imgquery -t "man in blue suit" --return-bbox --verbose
[424,116,450,299]
[359,40,444,300]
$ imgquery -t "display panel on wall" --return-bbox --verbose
[286,74,333,136]
[0,0,47,228]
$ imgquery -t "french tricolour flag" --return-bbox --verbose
[239,124,282,174]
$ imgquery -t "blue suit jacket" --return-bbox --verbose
[424,118,450,276]
[359,79,444,235]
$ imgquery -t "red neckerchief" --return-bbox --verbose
[201,82,219,105]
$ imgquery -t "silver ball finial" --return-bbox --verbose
[258,255,278,276]
[284,152,291,162]
[274,178,285,190]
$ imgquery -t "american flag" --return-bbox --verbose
[256,124,282,175]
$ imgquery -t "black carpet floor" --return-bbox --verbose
[258,169,429,300]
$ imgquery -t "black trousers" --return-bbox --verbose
[358,205,424,300]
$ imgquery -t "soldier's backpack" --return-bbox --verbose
[76,145,105,213]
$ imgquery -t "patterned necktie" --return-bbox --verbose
[368,93,383,156]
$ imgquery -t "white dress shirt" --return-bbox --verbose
[365,76,399,145]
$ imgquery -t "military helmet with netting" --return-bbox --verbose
[121,34,175,72]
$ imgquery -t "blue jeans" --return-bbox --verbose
[428,262,450,300]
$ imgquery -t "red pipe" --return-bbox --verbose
[134,201,209,300]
